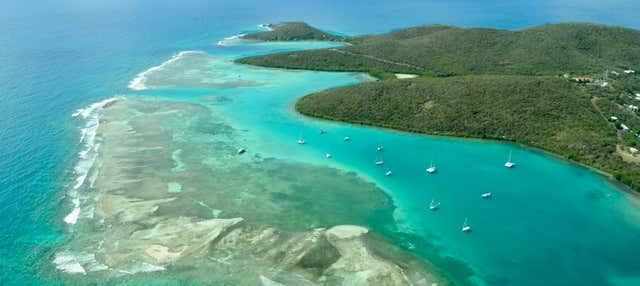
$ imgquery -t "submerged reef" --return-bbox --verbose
[55,97,446,285]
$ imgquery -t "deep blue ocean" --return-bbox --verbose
[2,0,640,285]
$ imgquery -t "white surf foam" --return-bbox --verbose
[128,51,203,90]
[216,34,248,46]
[65,96,123,226]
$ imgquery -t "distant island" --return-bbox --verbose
[237,22,640,191]
[241,22,345,42]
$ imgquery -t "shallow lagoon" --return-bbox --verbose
[53,39,640,285]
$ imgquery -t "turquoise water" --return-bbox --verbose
[3,0,640,285]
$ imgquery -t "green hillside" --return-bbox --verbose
[238,23,640,75]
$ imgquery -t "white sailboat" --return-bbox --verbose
[481,192,492,198]
[429,198,440,211]
[462,218,472,232]
[385,170,393,176]
[297,138,305,145]
[375,156,384,166]
[344,136,350,141]
[377,144,384,152]
[504,150,515,168]
[237,147,246,155]
[426,161,437,173]
[325,153,332,158]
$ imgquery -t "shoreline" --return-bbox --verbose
[294,105,636,194]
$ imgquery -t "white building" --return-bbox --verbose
[630,147,639,154]
[621,124,630,131]
[624,69,636,74]
[628,105,639,112]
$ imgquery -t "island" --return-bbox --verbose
[237,22,640,191]
[241,22,345,42]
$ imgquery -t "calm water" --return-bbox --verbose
[3,0,640,285]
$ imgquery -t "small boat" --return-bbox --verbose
[237,148,246,155]
[385,170,393,176]
[481,192,492,198]
[377,145,384,152]
[462,218,472,232]
[504,150,515,168]
[297,138,305,145]
[375,156,384,166]
[319,128,326,134]
[429,198,440,211]
[325,153,332,158]
[426,161,436,173]
[343,136,350,141]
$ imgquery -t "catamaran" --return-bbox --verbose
[481,192,492,198]
[426,161,436,173]
[462,218,472,232]
[504,150,515,168]
[429,198,440,211]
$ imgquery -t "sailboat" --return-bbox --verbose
[426,161,437,173]
[237,147,246,155]
[481,192,492,198]
[297,138,305,145]
[325,153,332,158]
[429,198,440,211]
[375,155,384,166]
[385,170,393,176]
[462,218,472,232]
[504,150,515,168]
[343,136,350,141]
[377,144,384,152]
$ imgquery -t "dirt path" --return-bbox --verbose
[329,48,425,71]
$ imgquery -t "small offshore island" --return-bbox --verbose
[238,21,640,191]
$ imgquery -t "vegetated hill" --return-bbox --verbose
[296,76,640,190]
[241,22,345,42]
[238,23,640,76]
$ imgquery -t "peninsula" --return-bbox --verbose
[237,22,640,191]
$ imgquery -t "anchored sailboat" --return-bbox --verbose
[429,198,440,211]
[462,218,472,232]
[481,192,492,198]
[504,150,515,168]
[377,144,384,152]
[426,161,437,173]
[385,170,393,176]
